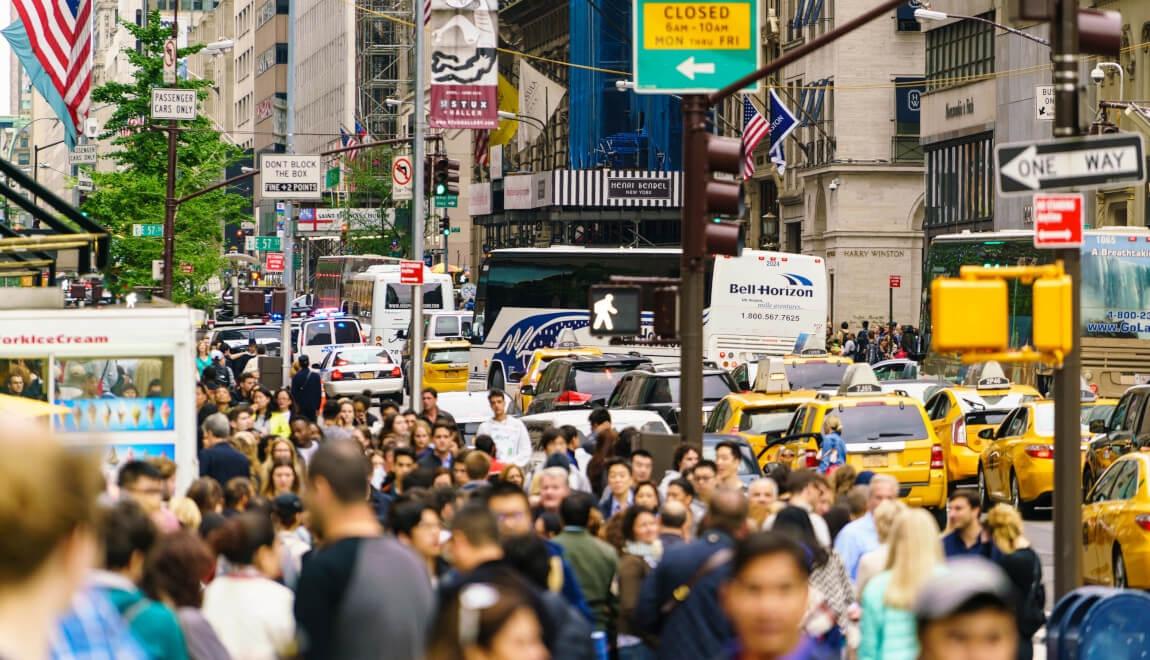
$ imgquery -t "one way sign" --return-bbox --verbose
[996,134,1146,196]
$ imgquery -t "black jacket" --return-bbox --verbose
[291,367,323,421]
[199,442,251,488]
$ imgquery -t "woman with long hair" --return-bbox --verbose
[267,389,294,439]
[858,508,944,660]
[658,444,701,497]
[261,458,302,498]
[249,387,274,436]
[855,500,906,596]
[985,504,1045,660]
[426,582,549,660]
[195,339,213,378]
[615,505,662,660]
[586,427,619,497]
[260,437,306,487]
[230,431,263,490]
[203,513,295,659]
[411,419,432,454]
[499,464,525,489]
[142,531,230,660]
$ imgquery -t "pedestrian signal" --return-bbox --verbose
[587,285,642,337]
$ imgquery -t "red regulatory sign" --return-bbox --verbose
[889,275,901,288]
[1033,193,1084,248]
[264,252,285,272]
[399,260,423,285]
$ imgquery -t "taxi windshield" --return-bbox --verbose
[740,408,799,435]
[786,363,849,389]
[836,405,929,444]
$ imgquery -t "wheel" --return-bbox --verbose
[1114,547,1128,588]
[978,464,991,510]
[1011,471,1036,519]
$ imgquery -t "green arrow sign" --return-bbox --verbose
[633,0,760,94]
[253,235,281,251]
[132,224,163,237]
[434,195,459,208]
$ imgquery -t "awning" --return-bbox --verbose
[431,263,462,274]
[0,394,72,418]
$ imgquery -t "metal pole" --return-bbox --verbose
[1052,0,1083,599]
[888,285,893,328]
[680,94,708,449]
[281,0,297,387]
[411,0,426,413]
[442,208,448,269]
[162,3,179,299]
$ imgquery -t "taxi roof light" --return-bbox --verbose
[836,363,884,396]
[752,357,791,395]
[965,361,1012,390]
[554,328,581,349]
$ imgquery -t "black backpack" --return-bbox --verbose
[854,332,869,362]
[1019,549,1047,637]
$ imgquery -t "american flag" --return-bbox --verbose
[339,125,359,159]
[11,0,92,139]
[741,96,769,179]
[423,0,432,25]
[474,129,490,169]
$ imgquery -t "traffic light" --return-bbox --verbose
[439,216,450,236]
[698,134,744,257]
[930,278,1008,352]
[1033,274,1073,355]
[434,157,460,197]
[423,155,433,196]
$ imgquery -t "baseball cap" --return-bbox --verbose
[210,349,224,361]
[273,493,303,517]
[914,558,1015,623]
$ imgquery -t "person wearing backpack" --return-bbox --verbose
[854,321,870,363]
[985,504,1045,660]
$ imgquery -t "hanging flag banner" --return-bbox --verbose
[767,89,799,176]
[517,60,566,150]
[429,0,500,129]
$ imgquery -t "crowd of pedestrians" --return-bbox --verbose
[0,341,1047,660]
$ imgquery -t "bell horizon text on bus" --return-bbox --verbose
[466,247,828,392]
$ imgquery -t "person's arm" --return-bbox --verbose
[857,579,883,660]
[294,553,341,660]
[513,421,533,467]
[634,557,665,634]
[617,557,646,630]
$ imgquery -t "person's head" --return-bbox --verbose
[272,493,303,531]
[305,440,373,537]
[186,477,224,514]
[634,481,660,510]
[630,449,654,483]
[822,414,842,436]
[660,499,689,534]
[665,477,695,507]
[390,500,442,562]
[426,582,549,660]
[785,469,829,508]
[830,463,858,497]
[915,558,1019,660]
[703,489,749,537]
[392,447,418,485]
[274,388,293,413]
[449,503,503,572]
[487,389,508,419]
[6,372,25,394]
[947,491,982,533]
[377,399,400,419]
[464,451,492,483]
[209,511,280,578]
[690,459,718,501]
[238,371,258,393]
[141,531,214,608]
[558,491,596,529]
[747,477,779,514]
[201,412,230,447]
[605,457,633,498]
[421,387,440,411]
[432,423,457,457]
[486,481,533,537]
[540,428,564,456]
[337,399,355,427]
[873,499,906,544]
[250,387,272,413]
[984,504,1025,555]
[228,404,254,432]
[117,460,165,514]
[844,484,869,519]
[885,508,944,609]
[538,467,571,512]
[412,419,432,451]
[557,425,581,453]
[720,532,812,658]
[868,473,899,511]
[473,433,496,459]
[322,400,342,424]
[212,383,232,406]
[297,354,310,370]
[622,505,659,545]
[352,395,371,419]
[268,458,300,496]
[434,468,454,490]
[453,453,471,486]
[499,464,525,487]
[714,441,742,480]
[385,410,411,438]
[224,477,254,511]
[100,500,157,581]
[266,437,295,465]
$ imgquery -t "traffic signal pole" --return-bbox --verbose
[677,0,906,448]
[1051,0,1083,599]
[411,0,426,413]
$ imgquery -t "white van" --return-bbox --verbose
[295,315,366,365]
[345,264,455,353]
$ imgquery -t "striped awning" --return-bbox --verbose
[552,169,682,208]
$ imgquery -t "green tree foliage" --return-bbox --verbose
[82,11,247,308]
[337,150,410,258]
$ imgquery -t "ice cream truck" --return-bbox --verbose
[0,304,199,494]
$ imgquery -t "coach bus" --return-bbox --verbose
[313,255,401,310]
[468,247,829,391]
[920,228,1150,396]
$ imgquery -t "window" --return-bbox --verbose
[835,405,930,444]
[385,283,444,310]
[434,316,460,336]
[893,77,924,162]
[924,132,993,229]
[926,13,995,90]
[1109,461,1140,501]
[739,407,800,435]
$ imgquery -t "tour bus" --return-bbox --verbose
[468,247,828,392]
[921,227,1150,396]
[313,255,401,310]
[344,263,456,352]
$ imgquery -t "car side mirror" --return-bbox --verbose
[520,384,534,396]
[1090,419,1108,434]
[396,330,407,340]
[509,372,525,382]
[978,428,996,440]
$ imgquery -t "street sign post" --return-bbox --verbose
[247,236,281,252]
[259,154,323,200]
[150,89,197,121]
[633,0,761,94]
[888,275,901,326]
[265,252,285,272]
[163,38,177,84]
[392,156,413,201]
[70,145,98,166]
[434,195,459,208]
[588,285,642,337]
[996,134,1145,195]
[889,275,901,288]
[1035,85,1054,120]
[1033,193,1084,248]
[399,260,423,285]
[132,224,164,237]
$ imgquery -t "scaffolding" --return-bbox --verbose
[356,0,413,141]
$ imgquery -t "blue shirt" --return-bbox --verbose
[819,432,847,473]
[834,512,878,582]
[941,531,991,558]
[52,587,147,660]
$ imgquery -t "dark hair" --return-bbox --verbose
[432,486,459,518]
[404,467,438,491]
[474,434,496,457]
[634,481,661,508]
[667,477,695,498]
[604,457,632,478]
[589,406,612,427]
[487,388,506,402]
[949,490,981,511]
[379,399,400,414]
[536,511,562,536]
[772,505,828,568]
[432,421,457,438]
[142,531,214,608]
[393,446,417,463]
[558,425,580,445]
[422,387,439,399]
[297,354,310,369]
[540,427,563,450]
[500,534,551,590]
[389,500,437,538]
[614,427,639,458]
[101,500,157,570]
[322,400,342,421]
[227,404,253,422]
[731,531,812,581]
[224,477,253,508]
[239,371,258,383]
[487,480,530,508]
[117,460,163,489]
[622,505,657,542]
[632,449,653,461]
[786,469,828,496]
[464,451,492,480]
[694,459,718,475]
[186,477,223,513]
[673,443,700,471]
[353,394,372,409]
[307,440,371,503]
[451,502,500,547]
[587,427,619,494]
[715,440,742,462]
[209,512,276,565]
[559,491,596,528]
[425,582,542,659]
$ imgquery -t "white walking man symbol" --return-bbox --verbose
[593,293,618,331]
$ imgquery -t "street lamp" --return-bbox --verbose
[914,8,1050,47]
[497,110,552,170]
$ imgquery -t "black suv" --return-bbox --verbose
[525,354,653,415]
[606,365,738,432]
[1084,384,1150,493]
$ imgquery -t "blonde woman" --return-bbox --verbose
[985,504,1045,658]
[818,414,846,474]
[231,431,263,491]
[261,436,307,487]
[858,508,943,660]
[855,499,907,596]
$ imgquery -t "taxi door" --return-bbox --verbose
[985,408,1027,502]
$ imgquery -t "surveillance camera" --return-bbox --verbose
[828,181,839,191]
[1091,67,1106,84]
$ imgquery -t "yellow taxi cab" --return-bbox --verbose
[421,339,471,393]
[706,358,815,467]
[1082,453,1150,588]
[976,399,1090,517]
[776,363,948,511]
[781,351,854,392]
[514,345,602,411]
[1081,396,1118,430]
[923,362,1041,490]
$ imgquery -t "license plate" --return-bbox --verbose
[862,454,888,468]
[358,372,374,380]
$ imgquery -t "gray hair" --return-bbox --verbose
[870,474,899,491]
[201,412,230,439]
[749,477,778,496]
[539,467,571,485]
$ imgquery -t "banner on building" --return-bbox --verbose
[469,182,492,216]
[894,77,925,127]
[517,60,566,150]
[504,172,552,210]
[428,0,499,129]
[489,74,519,147]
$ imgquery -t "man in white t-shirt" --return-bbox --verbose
[475,389,532,468]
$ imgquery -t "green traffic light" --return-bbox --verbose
[435,183,447,196]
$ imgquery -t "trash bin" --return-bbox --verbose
[1046,587,1150,660]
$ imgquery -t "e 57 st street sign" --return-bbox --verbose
[996,134,1146,196]
[632,0,760,94]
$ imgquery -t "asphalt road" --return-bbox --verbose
[1024,518,1055,660]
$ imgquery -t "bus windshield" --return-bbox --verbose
[386,283,445,310]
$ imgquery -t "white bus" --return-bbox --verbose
[468,247,828,391]
[345,264,456,352]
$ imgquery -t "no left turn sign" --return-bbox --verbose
[392,155,413,201]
